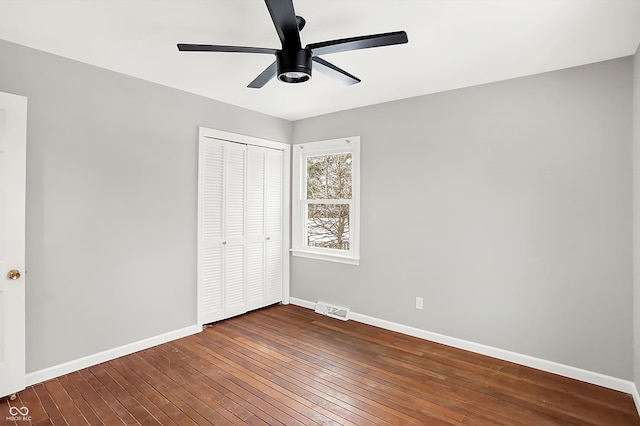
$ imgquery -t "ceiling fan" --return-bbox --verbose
[177,0,408,88]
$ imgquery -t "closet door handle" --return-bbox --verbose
[265,237,271,241]
[222,241,227,245]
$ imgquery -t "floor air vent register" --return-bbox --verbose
[314,301,350,321]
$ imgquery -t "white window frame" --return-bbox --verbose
[292,136,360,265]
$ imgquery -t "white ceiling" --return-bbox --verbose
[1,0,639,121]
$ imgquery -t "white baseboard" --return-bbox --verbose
[289,297,315,310]
[25,324,201,387]
[632,383,640,417]
[289,297,636,397]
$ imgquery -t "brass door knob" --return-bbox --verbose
[7,269,21,280]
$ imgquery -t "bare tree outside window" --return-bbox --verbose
[306,153,352,250]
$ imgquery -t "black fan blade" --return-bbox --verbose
[177,44,277,54]
[307,31,408,56]
[312,57,361,86]
[264,0,301,50]
[248,61,278,88]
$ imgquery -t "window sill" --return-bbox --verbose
[290,249,360,266]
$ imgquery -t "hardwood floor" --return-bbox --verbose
[2,304,639,425]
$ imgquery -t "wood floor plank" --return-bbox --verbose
[12,386,48,425]
[150,343,282,425]
[234,320,561,425]
[139,346,258,426]
[124,352,220,426]
[109,356,197,426]
[196,332,381,425]
[77,368,137,425]
[190,332,353,425]
[65,371,126,426]
[101,363,175,425]
[96,362,169,425]
[1,397,18,426]
[226,334,413,425]
[44,378,90,425]
[3,304,639,425]
[214,322,461,425]
[168,338,324,425]
[225,311,472,423]
[257,305,640,424]
[32,382,72,426]
[56,375,104,426]
[107,357,185,424]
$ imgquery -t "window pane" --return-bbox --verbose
[306,153,352,199]
[307,204,350,250]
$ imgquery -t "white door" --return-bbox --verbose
[265,148,283,305]
[239,145,284,312]
[246,146,267,311]
[199,140,225,323]
[222,142,247,318]
[0,92,27,398]
[199,138,247,323]
[245,146,284,310]
[198,128,288,326]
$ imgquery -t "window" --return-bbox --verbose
[292,137,360,265]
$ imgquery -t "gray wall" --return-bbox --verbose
[292,58,633,380]
[0,39,292,373]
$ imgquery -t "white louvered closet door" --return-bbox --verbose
[199,140,225,323]
[246,146,267,311]
[224,143,247,318]
[265,148,283,305]
[246,145,284,310]
[199,136,284,325]
[199,138,246,323]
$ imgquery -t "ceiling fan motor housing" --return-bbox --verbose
[276,49,312,83]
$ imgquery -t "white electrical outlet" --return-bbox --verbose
[415,297,423,310]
